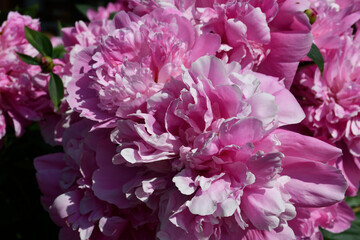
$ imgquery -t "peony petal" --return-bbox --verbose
[323,201,355,233]
[190,33,221,63]
[98,216,127,237]
[258,32,313,88]
[239,7,270,44]
[92,164,136,208]
[191,56,227,86]
[242,187,285,231]
[34,153,66,208]
[272,129,343,163]
[219,118,265,147]
[173,169,197,195]
[282,158,347,207]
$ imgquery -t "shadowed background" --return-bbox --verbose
[1,0,112,34]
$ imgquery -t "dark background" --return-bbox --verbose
[0,0,112,34]
[0,125,62,239]
[0,1,111,239]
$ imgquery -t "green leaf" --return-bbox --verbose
[109,11,118,20]
[53,45,66,59]
[16,52,40,65]
[49,73,64,110]
[24,26,53,57]
[75,4,93,19]
[307,43,324,75]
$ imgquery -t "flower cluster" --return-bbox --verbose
[293,0,360,196]
[1,0,359,239]
[0,12,52,139]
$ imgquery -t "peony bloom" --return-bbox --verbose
[309,0,360,51]
[292,0,360,196]
[61,13,117,88]
[35,118,159,239]
[0,12,53,139]
[33,2,354,239]
[289,200,355,239]
[109,56,347,239]
[67,8,220,127]
[153,0,314,88]
[86,2,130,21]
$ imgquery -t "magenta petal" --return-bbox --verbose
[186,178,230,216]
[190,33,221,63]
[191,56,227,86]
[349,138,360,157]
[173,169,197,195]
[324,201,355,233]
[273,87,305,125]
[51,190,81,219]
[257,74,305,125]
[247,152,283,187]
[34,153,66,208]
[242,187,285,231]
[219,118,265,147]
[67,46,113,122]
[92,164,137,208]
[0,114,6,139]
[337,153,360,197]
[113,11,132,29]
[99,216,127,237]
[264,224,296,240]
[224,18,247,47]
[282,158,347,207]
[258,32,313,88]
[239,7,270,44]
[247,92,278,127]
[59,227,80,240]
[273,129,343,163]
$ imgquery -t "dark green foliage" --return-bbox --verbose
[24,26,53,57]
[53,44,67,59]
[49,73,64,110]
[20,27,65,109]
[16,52,40,65]
[109,11,118,20]
[307,43,324,76]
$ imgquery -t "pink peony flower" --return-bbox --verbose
[109,56,347,239]
[33,2,355,239]
[61,16,116,88]
[289,200,355,239]
[309,0,360,51]
[292,9,360,196]
[35,119,159,239]
[155,0,314,88]
[0,12,53,139]
[86,2,129,21]
[67,8,220,127]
